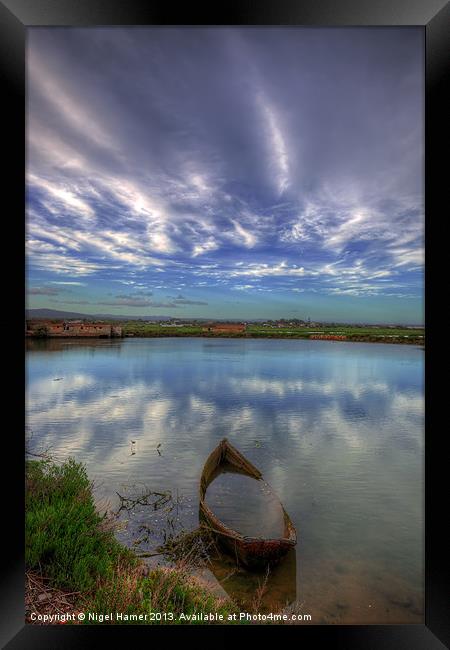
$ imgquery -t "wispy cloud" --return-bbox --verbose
[228,261,306,278]
[26,27,424,322]
[256,92,290,195]
[28,286,60,295]
[169,294,208,306]
[50,281,86,286]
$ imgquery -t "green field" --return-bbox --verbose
[123,322,204,337]
[121,321,424,344]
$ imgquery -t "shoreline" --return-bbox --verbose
[26,333,424,345]
[124,334,424,345]
[25,456,240,625]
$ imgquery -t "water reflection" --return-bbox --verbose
[26,338,424,622]
[208,548,297,613]
[205,470,286,539]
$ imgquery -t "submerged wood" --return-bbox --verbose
[199,438,297,569]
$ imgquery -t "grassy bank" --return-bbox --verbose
[25,457,238,624]
[122,321,424,344]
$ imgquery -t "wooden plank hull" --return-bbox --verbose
[199,438,297,569]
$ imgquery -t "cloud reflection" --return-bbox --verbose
[26,339,424,625]
[26,341,424,485]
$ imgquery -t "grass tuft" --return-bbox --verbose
[26,458,137,592]
[26,457,237,624]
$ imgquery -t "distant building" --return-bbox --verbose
[202,323,246,334]
[26,320,122,338]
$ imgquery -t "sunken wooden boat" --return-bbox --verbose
[199,438,297,569]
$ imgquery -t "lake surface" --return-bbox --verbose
[26,337,424,623]
[206,471,286,539]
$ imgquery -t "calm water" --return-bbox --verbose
[206,471,286,539]
[26,337,424,623]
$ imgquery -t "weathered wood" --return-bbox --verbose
[199,438,297,569]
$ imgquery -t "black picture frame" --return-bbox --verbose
[2,1,448,647]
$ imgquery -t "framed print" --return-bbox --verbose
[1,0,448,648]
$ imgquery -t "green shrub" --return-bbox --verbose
[26,458,135,591]
[26,457,237,624]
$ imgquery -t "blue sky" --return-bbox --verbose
[26,28,424,324]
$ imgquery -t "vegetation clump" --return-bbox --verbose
[26,458,135,591]
[25,457,237,624]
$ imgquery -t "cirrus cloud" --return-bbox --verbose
[27,27,424,323]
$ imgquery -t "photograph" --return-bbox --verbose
[24,25,425,627]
